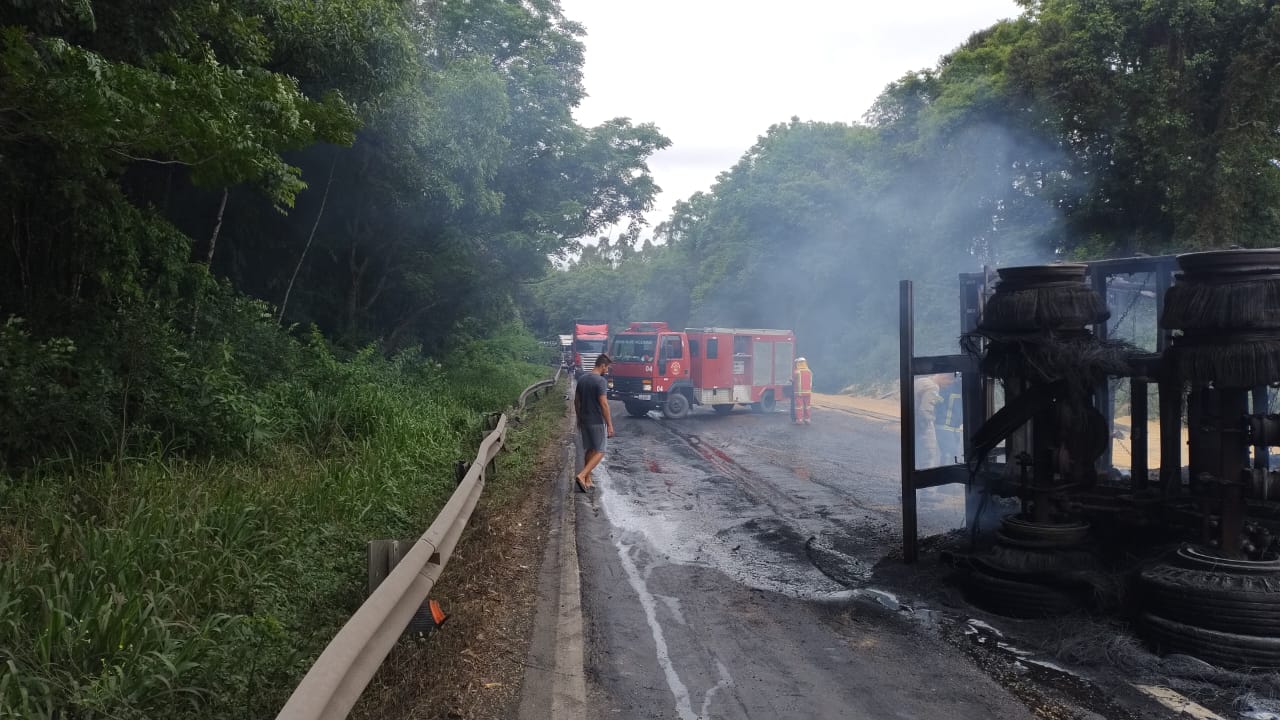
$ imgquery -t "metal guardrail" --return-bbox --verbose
[276,369,564,720]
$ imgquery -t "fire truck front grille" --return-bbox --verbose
[581,353,600,370]
[610,376,647,394]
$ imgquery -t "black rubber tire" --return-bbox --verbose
[1147,595,1280,635]
[1140,613,1280,669]
[712,404,734,414]
[1001,516,1091,546]
[994,530,1082,551]
[759,391,777,413]
[1175,545,1280,574]
[663,392,690,419]
[624,401,649,418]
[1140,564,1280,634]
[962,570,1077,619]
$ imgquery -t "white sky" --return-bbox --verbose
[558,0,1024,236]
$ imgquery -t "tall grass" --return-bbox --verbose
[0,341,549,719]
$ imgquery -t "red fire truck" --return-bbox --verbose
[607,322,796,419]
[572,323,609,378]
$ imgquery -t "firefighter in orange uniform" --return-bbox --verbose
[793,357,813,425]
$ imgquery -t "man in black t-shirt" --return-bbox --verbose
[574,353,614,492]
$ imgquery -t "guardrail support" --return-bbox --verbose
[276,374,559,720]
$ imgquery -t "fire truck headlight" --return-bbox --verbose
[642,380,652,390]
[608,380,614,389]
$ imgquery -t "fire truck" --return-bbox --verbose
[571,323,609,378]
[607,322,796,419]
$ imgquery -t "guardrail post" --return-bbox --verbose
[367,537,415,595]
[454,460,469,486]
[367,539,390,596]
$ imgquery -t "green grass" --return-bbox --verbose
[490,378,568,506]
[0,354,551,719]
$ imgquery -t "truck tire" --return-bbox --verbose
[624,401,649,418]
[1140,613,1280,669]
[963,570,1077,618]
[759,391,777,413]
[1139,564,1280,635]
[713,404,734,414]
[663,392,691,419]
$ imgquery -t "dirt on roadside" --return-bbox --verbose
[351,395,570,720]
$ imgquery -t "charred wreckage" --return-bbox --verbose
[900,248,1280,670]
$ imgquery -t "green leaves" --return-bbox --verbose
[1,28,357,207]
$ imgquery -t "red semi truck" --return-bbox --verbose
[572,323,609,378]
[607,322,796,419]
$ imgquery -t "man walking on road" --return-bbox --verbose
[574,352,614,492]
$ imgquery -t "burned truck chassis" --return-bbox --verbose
[899,250,1280,669]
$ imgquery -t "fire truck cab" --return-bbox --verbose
[607,322,796,419]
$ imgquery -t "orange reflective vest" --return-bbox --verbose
[794,368,813,395]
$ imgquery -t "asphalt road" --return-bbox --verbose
[574,402,1035,720]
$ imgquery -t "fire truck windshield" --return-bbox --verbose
[610,335,656,362]
[575,339,606,353]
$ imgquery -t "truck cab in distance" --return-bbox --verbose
[572,323,609,379]
[607,322,796,419]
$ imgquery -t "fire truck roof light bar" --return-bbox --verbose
[685,327,793,336]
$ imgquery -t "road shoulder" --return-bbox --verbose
[517,442,588,719]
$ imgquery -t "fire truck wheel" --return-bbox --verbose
[624,401,649,418]
[713,404,734,414]
[759,391,777,413]
[663,392,691,419]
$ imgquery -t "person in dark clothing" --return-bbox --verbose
[574,353,614,492]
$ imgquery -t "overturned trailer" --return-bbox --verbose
[900,249,1280,668]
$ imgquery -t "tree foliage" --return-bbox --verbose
[533,0,1280,390]
[0,0,667,460]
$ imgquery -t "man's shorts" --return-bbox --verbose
[581,423,608,453]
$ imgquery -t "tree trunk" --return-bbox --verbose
[385,302,439,353]
[190,188,228,332]
[205,188,228,267]
[279,154,338,325]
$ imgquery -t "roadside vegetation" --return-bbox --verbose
[1,330,550,718]
[0,0,659,717]
[352,384,570,720]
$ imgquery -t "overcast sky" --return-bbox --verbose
[558,0,1024,236]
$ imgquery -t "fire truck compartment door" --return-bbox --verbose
[774,342,793,384]
[753,341,773,386]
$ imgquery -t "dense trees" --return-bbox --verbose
[533,0,1280,390]
[0,0,667,459]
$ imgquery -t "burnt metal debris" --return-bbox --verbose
[899,248,1280,670]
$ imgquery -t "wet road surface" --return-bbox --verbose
[575,403,1034,719]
